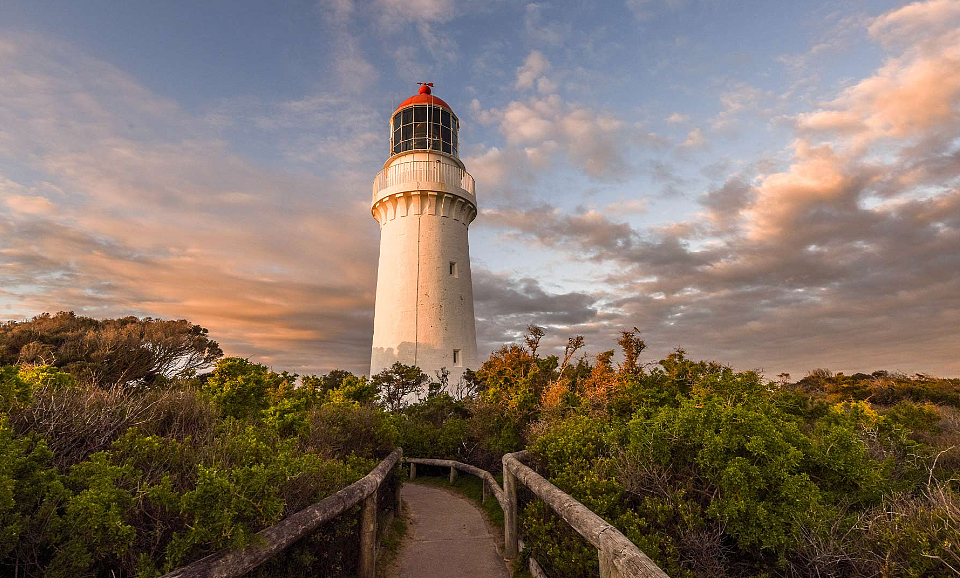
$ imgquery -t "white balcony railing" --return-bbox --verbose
[372,160,475,200]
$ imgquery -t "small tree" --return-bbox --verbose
[617,327,646,374]
[524,324,546,357]
[201,357,292,420]
[372,362,429,412]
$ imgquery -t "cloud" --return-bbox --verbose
[681,127,706,148]
[376,0,456,23]
[868,0,960,46]
[476,1,960,377]
[604,198,648,215]
[524,3,572,47]
[515,50,551,91]
[797,3,960,149]
[477,94,638,181]
[710,82,770,132]
[0,33,380,374]
[665,112,688,124]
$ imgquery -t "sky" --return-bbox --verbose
[0,0,958,379]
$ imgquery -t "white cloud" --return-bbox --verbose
[681,127,705,148]
[515,50,551,91]
[665,112,688,124]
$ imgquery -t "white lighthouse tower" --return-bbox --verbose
[370,83,479,388]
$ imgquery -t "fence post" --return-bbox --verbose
[358,490,378,578]
[410,463,417,479]
[599,547,624,578]
[503,464,519,560]
[449,466,458,485]
[394,468,403,514]
[481,479,489,504]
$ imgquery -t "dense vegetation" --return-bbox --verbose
[392,328,960,578]
[0,314,398,578]
[2,313,959,577]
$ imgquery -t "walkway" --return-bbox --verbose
[389,483,510,578]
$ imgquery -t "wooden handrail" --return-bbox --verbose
[161,448,402,578]
[503,451,670,578]
[404,457,505,509]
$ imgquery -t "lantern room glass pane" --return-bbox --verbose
[390,106,461,157]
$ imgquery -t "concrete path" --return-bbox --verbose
[389,483,510,578]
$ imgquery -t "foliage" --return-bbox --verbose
[0,350,396,578]
[0,312,223,388]
[396,327,960,578]
[3,312,960,578]
[372,362,429,412]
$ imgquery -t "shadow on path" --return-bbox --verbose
[389,483,510,578]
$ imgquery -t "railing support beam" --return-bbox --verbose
[358,489,378,578]
[482,479,489,504]
[503,463,519,560]
[449,466,458,485]
[410,463,417,479]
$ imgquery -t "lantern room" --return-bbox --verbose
[390,83,459,157]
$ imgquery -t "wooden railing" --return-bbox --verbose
[157,448,666,578]
[406,454,670,578]
[161,448,402,578]
[503,451,669,578]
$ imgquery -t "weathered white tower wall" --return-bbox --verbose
[370,90,479,389]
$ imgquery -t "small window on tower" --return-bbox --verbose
[453,349,462,366]
[449,261,458,277]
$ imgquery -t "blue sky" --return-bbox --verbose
[1,0,958,377]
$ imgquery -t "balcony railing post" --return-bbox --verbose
[410,463,416,479]
[503,463,519,560]
[358,490,378,578]
[449,466,458,485]
[481,479,489,504]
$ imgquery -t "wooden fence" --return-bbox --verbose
[159,447,668,578]
[405,453,670,578]
[160,448,402,578]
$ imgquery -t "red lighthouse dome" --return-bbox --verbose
[394,83,455,114]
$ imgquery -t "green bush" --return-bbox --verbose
[0,355,398,578]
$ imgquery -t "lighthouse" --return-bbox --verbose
[370,83,479,389]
